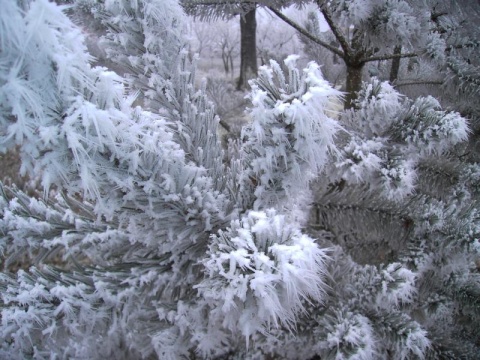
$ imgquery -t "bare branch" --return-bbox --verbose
[219,119,231,132]
[362,52,418,63]
[267,6,345,58]
[316,0,353,58]
[446,41,480,52]
[395,80,443,88]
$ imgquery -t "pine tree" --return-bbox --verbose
[310,79,479,358]
[1,0,479,359]
[268,0,427,108]
[0,0,332,357]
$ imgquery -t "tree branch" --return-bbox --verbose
[219,119,231,132]
[446,41,480,52]
[183,0,258,5]
[362,52,418,63]
[183,0,299,6]
[181,0,258,18]
[316,0,353,58]
[267,6,345,58]
[395,80,443,88]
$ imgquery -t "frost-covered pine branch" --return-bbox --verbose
[0,1,335,358]
[1,0,479,358]
[241,55,342,219]
[312,78,479,357]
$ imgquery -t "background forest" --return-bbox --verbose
[1,0,480,359]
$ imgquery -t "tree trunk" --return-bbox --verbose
[229,52,234,77]
[222,45,230,75]
[345,64,364,109]
[389,46,402,85]
[221,49,229,74]
[237,8,257,90]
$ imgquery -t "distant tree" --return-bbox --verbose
[189,18,239,76]
[217,21,240,75]
[182,0,260,89]
[190,20,217,57]
[256,9,300,66]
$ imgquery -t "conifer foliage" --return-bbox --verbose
[1,0,479,359]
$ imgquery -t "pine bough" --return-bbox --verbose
[0,0,478,359]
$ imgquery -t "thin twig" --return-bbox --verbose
[267,6,344,58]
[316,0,352,58]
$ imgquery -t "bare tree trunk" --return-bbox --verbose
[345,64,364,109]
[229,52,234,77]
[389,46,402,85]
[237,8,257,90]
[221,43,230,74]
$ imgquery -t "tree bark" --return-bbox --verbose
[345,64,364,109]
[237,8,257,90]
[389,46,402,85]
